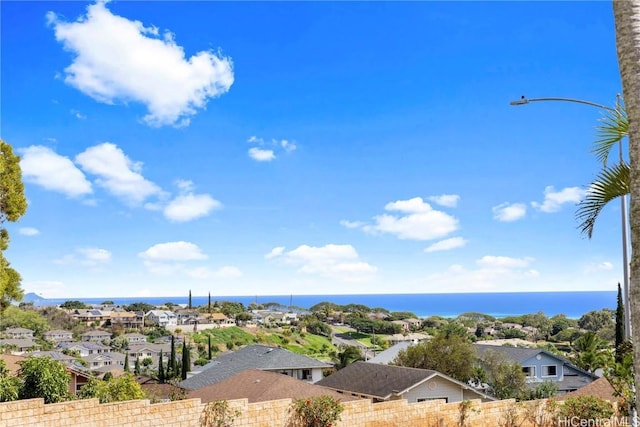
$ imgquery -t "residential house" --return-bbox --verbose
[474,344,597,394]
[85,352,126,372]
[58,341,111,357]
[126,342,172,368]
[71,309,110,327]
[202,312,235,327]
[557,377,616,402]
[81,330,111,343]
[317,362,495,404]
[4,327,34,339]
[123,332,147,343]
[174,309,203,325]
[386,332,430,345]
[0,338,40,355]
[187,369,360,403]
[179,344,333,391]
[391,320,411,332]
[43,330,74,343]
[145,310,177,327]
[367,341,413,364]
[108,311,144,329]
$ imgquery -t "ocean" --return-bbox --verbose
[28,291,616,319]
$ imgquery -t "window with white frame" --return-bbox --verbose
[522,366,536,377]
[542,365,557,377]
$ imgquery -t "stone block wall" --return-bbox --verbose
[0,395,586,426]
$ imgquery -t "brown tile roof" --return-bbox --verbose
[186,369,360,403]
[558,376,617,402]
[0,353,26,373]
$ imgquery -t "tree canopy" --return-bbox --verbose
[0,140,27,312]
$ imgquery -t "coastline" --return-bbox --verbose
[25,290,616,319]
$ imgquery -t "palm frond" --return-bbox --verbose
[593,100,627,166]
[576,161,630,238]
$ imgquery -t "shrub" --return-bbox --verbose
[290,395,343,427]
[558,395,615,425]
[200,400,241,427]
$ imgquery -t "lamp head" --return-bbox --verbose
[510,96,529,106]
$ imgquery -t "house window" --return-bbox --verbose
[522,366,536,377]
[300,369,311,380]
[417,397,448,403]
[542,365,557,377]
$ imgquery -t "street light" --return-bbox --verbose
[510,95,631,340]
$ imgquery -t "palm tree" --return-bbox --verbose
[576,97,629,238]
[332,345,363,370]
[571,332,611,373]
[613,0,640,415]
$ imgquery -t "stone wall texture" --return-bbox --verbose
[0,396,611,426]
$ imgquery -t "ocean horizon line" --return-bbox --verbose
[25,290,617,319]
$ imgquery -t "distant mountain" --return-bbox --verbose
[23,292,48,304]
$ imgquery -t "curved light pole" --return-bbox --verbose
[510,95,631,340]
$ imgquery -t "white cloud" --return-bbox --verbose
[429,194,459,208]
[424,255,539,292]
[185,265,242,279]
[19,227,40,236]
[340,220,365,229]
[70,109,86,119]
[23,281,66,298]
[585,261,614,273]
[76,142,162,205]
[48,0,234,127]
[247,136,296,161]
[248,147,276,162]
[55,247,111,267]
[164,193,222,222]
[364,197,459,240]
[425,237,468,253]
[531,186,585,213]
[20,146,92,197]
[272,244,377,282]
[265,246,285,259]
[492,202,527,222]
[138,241,207,262]
[476,255,534,269]
[281,139,297,152]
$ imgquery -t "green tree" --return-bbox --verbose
[290,396,343,427]
[572,331,611,373]
[0,360,19,402]
[134,358,141,375]
[477,350,527,399]
[393,332,476,382]
[615,283,626,363]
[332,346,363,370]
[78,373,145,403]
[188,290,192,310]
[576,98,629,238]
[158,351,165,384]
[208,335,212,360]
[59,300,89,310]
[181,340,191,380]
[578,309,615,333]
[123,302,155,313]
[168,335,178,379]
[0,140,28,312]
[124,353,130,372]
[18,357,70,403]
[0,305,49,336]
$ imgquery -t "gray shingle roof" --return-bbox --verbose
[179,344,332,390]
[316,362,438,399]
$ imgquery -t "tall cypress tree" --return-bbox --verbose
[616,282,626,363]
[168,335,176,379]
[208,292,211,313]
[134,358,141,375]
[181,341,190,380]
[158,351,165,384]
[208,335,212,360]
[124,353,130,372]
[188,290,192,310]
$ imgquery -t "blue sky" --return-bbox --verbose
[0,1,625,299]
